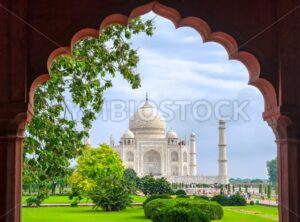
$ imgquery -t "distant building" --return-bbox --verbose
[107,95,229,184]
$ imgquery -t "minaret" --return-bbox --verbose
[109,134,115,147]
[84,128,91,146]
[190,132,197,176]
[218,119,228,184]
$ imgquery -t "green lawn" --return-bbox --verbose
[22,195,146,204]
[22,205,278,222]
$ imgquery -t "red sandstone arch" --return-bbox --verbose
[29,1,278,125]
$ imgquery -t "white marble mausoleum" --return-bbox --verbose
[108,96,229,184]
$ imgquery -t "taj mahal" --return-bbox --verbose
[107,95,229,185]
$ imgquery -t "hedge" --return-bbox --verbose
[211,194,246,206]
[144,198,223,222]
[143,194,172,208]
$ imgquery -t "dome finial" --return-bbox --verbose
[146,92,148,102]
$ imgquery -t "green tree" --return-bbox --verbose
[90,177,133,211]
[267,185,272,199]
[124,168,140,192]
[23,17,154,198]
[227,184,231,193]
[139,175,172,196]
[70,144,133,211]
[69,144,124,194]
[124,168,139,183]
[267,158,278,185]
[259,184,262,194]
[250,179,264,183]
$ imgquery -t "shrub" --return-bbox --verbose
[175,189,187,196]
[26,197,42,207]
[211,195,229,206]
[211,194,246,206]
[144,199,176,219]
[155,206,210,222]
[228,194,247,206]
[194,195,210,201]
[144,198,223,221]
[176,194,190,199]
[139,176,172,195]
[70,198,79,207]
[249,200,255,206]
[143,194,171,208]
[175,199,223,220]
[91,177,133,211]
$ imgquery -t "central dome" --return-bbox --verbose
[129,98,166,138]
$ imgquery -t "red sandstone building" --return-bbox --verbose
[0,1,300,222]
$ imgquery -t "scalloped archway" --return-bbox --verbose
[30,1,278,125]
[25,1,284,221]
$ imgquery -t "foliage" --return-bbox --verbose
[70,198,79,207]
[228,194,247,206]
[174,200,222,221]
[267,185,272,199]
[176,195,190,199]
[143,194,171,208]
[69,144,133,211]
[23,16,155,197]
[249,200,255,206]
[211,194,246,206]
[144,198,223,222]
[211,195,229,206]
[194,195,210,201]
[250,179,264,183]
[124,168,140,193]
[175,189,187,196]
[156,206,210,222]
[90,177,133,211]
[144,199,174,219]
[259,184,262,194]
[124,168,139,182]
[229,178,268,184]
[26,197,42,207]
[69,144,124,194]
[139,175,172,196]
[267,158,278,185]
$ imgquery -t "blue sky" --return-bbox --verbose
[89,12,277,179]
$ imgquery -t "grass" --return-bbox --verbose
[22,205,278,222]
[22,195,146,204]
[222,205,278,222]
[22,206,149,222]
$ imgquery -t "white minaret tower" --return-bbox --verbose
[218,119,228,184]
[84,128,91,146]
[110,134,115,147]
[190,132,197,176]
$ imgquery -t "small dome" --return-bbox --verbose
[167,129,178,138]
[122,129,135,139]
[191,131,196,137]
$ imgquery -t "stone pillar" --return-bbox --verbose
[271,116,300,222]
[0,136,23,222]
[189,132,197,176]
[218,119,228,184]
[0,113,27,222]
